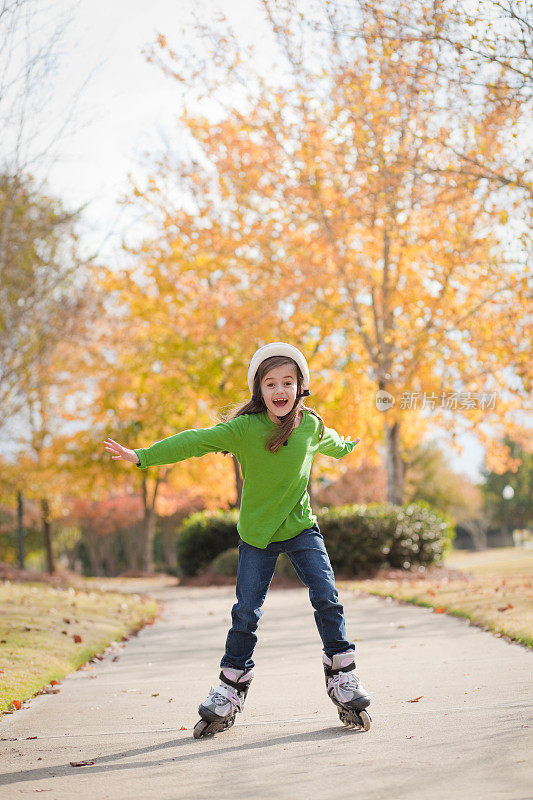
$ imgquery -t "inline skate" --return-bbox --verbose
[323,651,371,731]
[193,667,254,739]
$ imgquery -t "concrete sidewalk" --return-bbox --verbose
[1,584,532,800]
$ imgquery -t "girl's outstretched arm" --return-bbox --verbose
[103,438,140,465]
[318,427,360,458]
[126,416,248,470]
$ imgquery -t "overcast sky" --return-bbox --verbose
[8,0,487,479]
[26,0,268,264]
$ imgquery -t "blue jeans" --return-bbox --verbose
[220,523,355,670]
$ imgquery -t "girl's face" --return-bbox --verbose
[260,363,298,423]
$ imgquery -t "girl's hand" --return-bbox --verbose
[103,438,140,464]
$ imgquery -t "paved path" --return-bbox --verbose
[1,584,532,800]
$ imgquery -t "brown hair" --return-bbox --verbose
[220,355,325,454]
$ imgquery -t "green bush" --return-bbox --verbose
[178,502,453,578]
[177,510,239,576]
[316,501,454,575]
[211,547,239,576]
[387,502,454,567]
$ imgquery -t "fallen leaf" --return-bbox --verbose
[69,761,95,767]
[12,700,21,710]
[497,603,513,612]
[179,726,187,730]
[49,680,60,686]
[433,607,445,614]
[427,589,436,596]
[151,693,159,697]
[73,635,82,644]
[407,696,424,703]
[26,736,37,739]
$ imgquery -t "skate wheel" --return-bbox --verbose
[193,720,208,739]
[359,710,371,731]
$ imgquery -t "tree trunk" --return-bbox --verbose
[464,519,488,551]
[17,490,25,569]
[126,524,142,572]
[140,473,161,573]
[141,509,156,573]
[385,421,404,505]
[83,529,103,576]
[230,455,243,509]
[41,498,55,574]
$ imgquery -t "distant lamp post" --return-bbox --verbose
[502,485,515,545]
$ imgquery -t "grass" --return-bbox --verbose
[340,547,533,648]
[0,581,158,715]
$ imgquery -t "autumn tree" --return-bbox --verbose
[77,289,255,572]
[325,0,532,192]
[128,0,531,504]
[0,171,100,572]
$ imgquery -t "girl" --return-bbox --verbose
[104,342,371,736]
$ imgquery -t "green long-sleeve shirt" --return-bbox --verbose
[134,410,358,549]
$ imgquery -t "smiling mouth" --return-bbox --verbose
[273,400,288,408]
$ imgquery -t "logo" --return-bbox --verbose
[375,390,395,412]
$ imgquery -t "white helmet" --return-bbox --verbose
[247,342,310,398]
